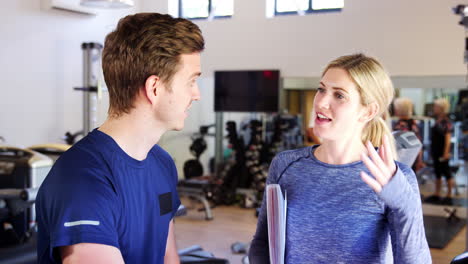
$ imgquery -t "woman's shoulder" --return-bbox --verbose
[395,160,412,174]
[270,146,312,171]
[268,146,312,183]
[395,161,418,182]
[275,146,312,161]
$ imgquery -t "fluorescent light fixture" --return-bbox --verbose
[312,0,343,10]
[80,0,134,8]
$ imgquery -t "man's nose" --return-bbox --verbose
[192,84,201,101]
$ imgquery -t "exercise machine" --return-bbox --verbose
[65,42,105,144]
[0,146,53,263]
[178,125,216,220]
[27,143,70,163]
[177,179,214,220]
[183,125,215,179]
[0,188,38,264]
[0,146,53,239]
[393,130,423,167]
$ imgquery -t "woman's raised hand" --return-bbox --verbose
[360,135,397,193]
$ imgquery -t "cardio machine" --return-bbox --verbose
[0,146,53,264]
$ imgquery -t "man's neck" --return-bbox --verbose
[98,111,167,161]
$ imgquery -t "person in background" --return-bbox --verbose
[36,13,204,263]
[249,54,430,263]
[392,97,425,172]
[429,98,454,204]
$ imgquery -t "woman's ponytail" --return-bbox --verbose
[362,115,397,158]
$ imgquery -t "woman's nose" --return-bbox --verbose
[315,93,330,110]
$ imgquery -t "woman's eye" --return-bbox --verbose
[335,93,344,99]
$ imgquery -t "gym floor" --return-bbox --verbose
[419,176,467,264]
[175,201,256,264]
[175,193,467,264]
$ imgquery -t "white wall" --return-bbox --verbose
[0,0,141,147]
[1,0,466,177]
[143,0,468,176]
[162,0,465,77]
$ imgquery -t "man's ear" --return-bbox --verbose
[359,102,379,123]
[143,75,162,104]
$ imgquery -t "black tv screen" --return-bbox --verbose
[214,70,280,112]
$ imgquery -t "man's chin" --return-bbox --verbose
[172,124,184,131]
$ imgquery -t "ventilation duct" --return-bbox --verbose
[80,0,134,8]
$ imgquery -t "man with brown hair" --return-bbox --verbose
[36,13,204,263]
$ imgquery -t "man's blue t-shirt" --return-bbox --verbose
[36,129,181,263]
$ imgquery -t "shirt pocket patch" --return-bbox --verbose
[158,192,172,216]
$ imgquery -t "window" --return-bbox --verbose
[275,0,343,15]
[178,0,233,19]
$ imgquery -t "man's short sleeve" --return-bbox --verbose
[170,161,182,219]
[37,166,120,258]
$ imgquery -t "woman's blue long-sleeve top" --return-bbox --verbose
[249,145,431,264]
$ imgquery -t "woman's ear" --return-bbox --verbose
[359,102,379,123]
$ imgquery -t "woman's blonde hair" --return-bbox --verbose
[434,98,450,114]
[323,54,396,155]
[393,97,414,118]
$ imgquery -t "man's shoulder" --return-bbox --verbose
[149,145,176,169]
[44,137,112,187]
[150,144,172,159]
[58,138,108,171]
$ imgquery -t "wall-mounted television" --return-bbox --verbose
[214,70,280,112]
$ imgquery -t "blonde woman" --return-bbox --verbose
[249,54,430,263]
